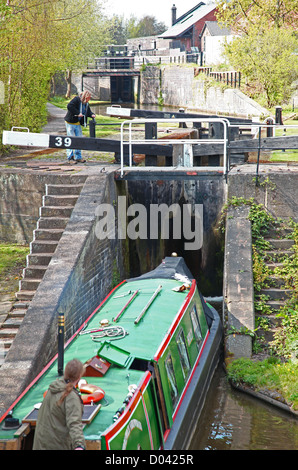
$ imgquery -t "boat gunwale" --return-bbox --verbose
[164,306,223,449]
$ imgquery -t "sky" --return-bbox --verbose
[104,0,203,27]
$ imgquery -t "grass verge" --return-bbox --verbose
[227,357,298,411]
[0,243,29,296]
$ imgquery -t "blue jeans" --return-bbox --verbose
[65,122,82,160]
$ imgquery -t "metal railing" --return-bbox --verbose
[227,122,298,182]
[119,118,229,178]
[88,53,188,70]
[92,57,135,70]
[118,118,298,179]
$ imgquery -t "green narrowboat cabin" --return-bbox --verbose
[0,257,222,450]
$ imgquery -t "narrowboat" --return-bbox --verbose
[0,256,222,450]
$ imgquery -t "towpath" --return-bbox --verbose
[0,102,116,166]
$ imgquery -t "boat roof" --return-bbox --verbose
[82,275,191,365]
[0,258,197,441]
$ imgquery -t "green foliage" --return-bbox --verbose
[0,243,29,277]
[252,249,271,293]
[0,0,110,153]
[108,14,167,43]
[270,225,298,358]
[126,15,167,38]
[216,0,298,107]
[216,0,298,34]
[221,196,298,363]
[226,357,298,410]
[223,26,298,107]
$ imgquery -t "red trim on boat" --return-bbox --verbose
[153,280,196,362]
[103,371,152,449]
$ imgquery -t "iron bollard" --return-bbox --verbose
[89,118,96,138]
[58,313,64,376]
[266,118,274,137]
[275,106,283,125]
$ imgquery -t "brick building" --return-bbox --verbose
[159,2,218,53]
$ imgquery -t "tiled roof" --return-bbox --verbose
[159,2,217,38]
[203,21,231,36]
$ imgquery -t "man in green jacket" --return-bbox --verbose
[33,359,86,450]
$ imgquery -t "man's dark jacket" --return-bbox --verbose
[64,96,93,126]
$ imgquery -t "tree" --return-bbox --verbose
[0,0,110,152]
[216,0,298,34]
[107,15,128,45]
[58,2,112,97]
[224,25,298,107]
[107,14,167,44]
[127,15,167,38]
[216,0,298,107]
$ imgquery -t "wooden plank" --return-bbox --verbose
[229,135,298,150]
[3,130,50,147]
[0,439,19,450]
[111,108,255,124]
[48,135,173,157]
[114,168,225,181]
[193,135,298,156]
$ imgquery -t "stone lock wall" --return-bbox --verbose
[140,65,268,118]
[0,171,128,415]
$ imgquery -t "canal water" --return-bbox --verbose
[189,365,298,450]
[93,103,298,451]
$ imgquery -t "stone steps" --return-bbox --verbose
[264,250,294,262]
[15,290,36,301]
[34,228,65,241]
[43,195,79,207]
[267,238,294,250]
[40,206,74,218]
[19,279,42,292]
[26,253,53,266]
[266,262,285,272]
[259,288,292,300]
[0,180,85,363]
[267,275,286,288]
[46,184,84,195]
[38,217,69,230]
[30,239,59,254]
[22,265,48,279]
[254,223,295,352]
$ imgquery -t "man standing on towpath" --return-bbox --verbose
[64,90,96,163]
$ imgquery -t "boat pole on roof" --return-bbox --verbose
[58,313,65,376]
[134,285,162,325]
[113,290,139,323]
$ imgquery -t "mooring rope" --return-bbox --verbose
[90,325,128,342]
